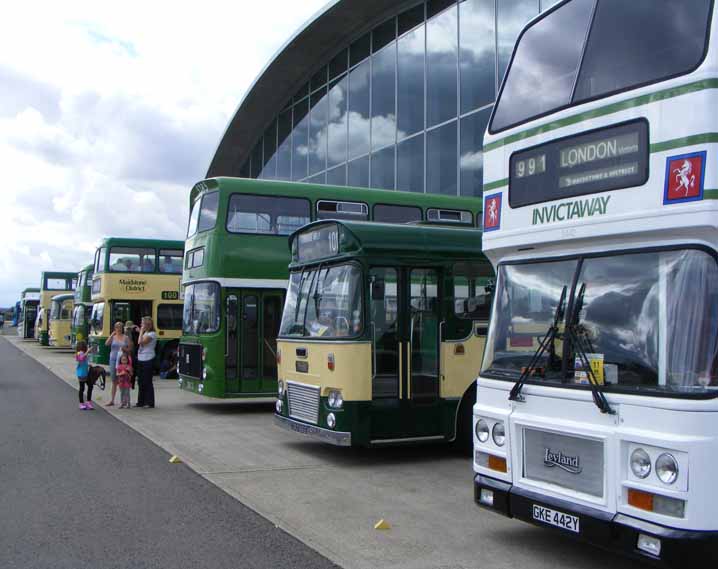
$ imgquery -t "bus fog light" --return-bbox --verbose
[475,419,490,443]
[278,380,285,397]
[198,383,204,393]
[178,378,183,386]
[326,412,336,429]
[202,367,207,380]
[656,453,678,485]
[479,489,494,507]
[637,534,661,557]
[630,448,651,479]
[492,422,506,446]
[275,399,283,413]
[327,390,343,409]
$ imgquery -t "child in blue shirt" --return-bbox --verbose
[75,341,93,410]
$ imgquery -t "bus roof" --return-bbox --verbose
[22,288,40,294]
[190,177,483,211]
[95,237,184,250]
[50,293,74,303]
[81,264,93,273]
[289,220,484,266]
[40,271,77,279]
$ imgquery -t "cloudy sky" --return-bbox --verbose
[0,0,327,306]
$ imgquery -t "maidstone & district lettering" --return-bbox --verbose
[532,195,610,226]
[119,278,147,293]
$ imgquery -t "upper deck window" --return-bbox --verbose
[45,277,73,290]
[187,197,201,237]
[226,194,310,235]
[159,249,183,274]
[491,0,713,133]
[94,247,107,274]
[373,204,422,224]
[197,191,219,233]
[109,247,157,273]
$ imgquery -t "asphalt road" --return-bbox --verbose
[0,337,338,569]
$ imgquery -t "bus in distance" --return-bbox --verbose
[72,264,93,348]
[89,238,184,369]
[474,0,717,565]
[18,288,40,339]
[274,220,493,447]
[36,272,77,346]
[49,293,74,348]
[178,177,483,399]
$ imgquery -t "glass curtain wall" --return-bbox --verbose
[244,0,549,196]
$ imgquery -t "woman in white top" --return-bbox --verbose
[135,316,157,408]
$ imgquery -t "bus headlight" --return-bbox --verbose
[630,448,651,479]
[202,367,207,380]
[326,412,336,429]
[275,399,283,413]
[475,419,490,443]
[327,389,343,409]
[656,453,679,485]
[278,380,285,397]
[492,422,506,447]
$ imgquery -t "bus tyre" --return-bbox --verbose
[455,384,476,454]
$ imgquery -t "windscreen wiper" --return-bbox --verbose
[565,283,614,415]
[509,285,567,403]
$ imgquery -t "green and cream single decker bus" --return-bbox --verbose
[49,293,74,348]
[71,264,93,348]
[18,288,40,339]
[273,220,493,447]
[179,177,483,399]
[89,238,184,367]
[36,272,77,346]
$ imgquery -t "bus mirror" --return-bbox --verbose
[372,280,385,301]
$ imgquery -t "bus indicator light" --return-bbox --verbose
[627,488,654,512]
[488,455,507,473]
[327,353,335,371]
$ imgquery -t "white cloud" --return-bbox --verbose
[0,0,326,306]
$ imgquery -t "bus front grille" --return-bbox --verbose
[178,343,202,379]
[287,381,320,424]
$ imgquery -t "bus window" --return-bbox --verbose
[109,247,156,273]
[197,191,220,233]
[187,196,201,237]
[373,204,422,224]
[90,303,104,335]
[94,247,107,274]
[316,200,368,221]
[183,282,221,334]
[61,301,72,320]
[46,278,70,290]
[159,249,183,274]
[73,305,85,328]
[453,262,494,320]
[157,304,183,330]
[426,208,473,225]
[226,194,310,235]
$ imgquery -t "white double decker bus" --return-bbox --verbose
[474,0,717,565]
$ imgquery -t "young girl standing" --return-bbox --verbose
[116,353,133,409]
[76,341,93,410]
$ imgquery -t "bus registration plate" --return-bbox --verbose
[532,505,579,533]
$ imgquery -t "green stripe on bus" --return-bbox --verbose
[704,189,718,200]
[483,79,718,153]
[650,133,718,154]
[483,131,718,194]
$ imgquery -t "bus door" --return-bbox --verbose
[225,289,283,395]
[25,304,37,338]
[111,301,152,328]
[369,267,441,439]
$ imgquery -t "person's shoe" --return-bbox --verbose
[79,403,87,410]
[104,401,114,407]
[85,401,94,410]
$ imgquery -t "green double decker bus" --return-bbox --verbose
[18,288,40,339]
[179,177,482,399]
[71,264,93,348]
[274,220,493,447]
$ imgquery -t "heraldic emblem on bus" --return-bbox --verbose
[664,150,707,204]
[483,193,502,232]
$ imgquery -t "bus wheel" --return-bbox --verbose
[454,383,477,454]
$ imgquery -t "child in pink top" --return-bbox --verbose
[116,353,133,409]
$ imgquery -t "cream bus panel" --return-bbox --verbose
[440,325,486,399]
[277,340,372,401]
[91,273,181,301]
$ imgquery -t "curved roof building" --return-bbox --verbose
[208,0,556,197]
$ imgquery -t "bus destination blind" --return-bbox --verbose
[509,120,648,208]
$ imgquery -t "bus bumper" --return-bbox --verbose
[274,414,351,446]
[474,475,718,566]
